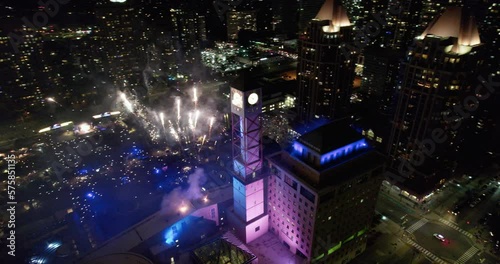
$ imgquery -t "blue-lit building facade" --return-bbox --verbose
[266,121,386,263]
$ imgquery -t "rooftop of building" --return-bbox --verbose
[78,185,233,263]
[229,67,296,102]
[81,253,153,264]
[268,148,386,191]
[297,119,364,155]
[385,170,440,197]
[419,6,481,47]
[269,120,387,189]
[231,69,261,92]
[315,0,351,29]
[191,231,257,264]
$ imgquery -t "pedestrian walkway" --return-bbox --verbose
[406,218,428,233]
[438,218,473,239]
[404,238,448,264]
[455,246,479,264]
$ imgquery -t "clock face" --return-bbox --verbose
[232,91,243,108]
[248,93,258,105]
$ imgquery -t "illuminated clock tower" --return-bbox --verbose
[229,71,269,243]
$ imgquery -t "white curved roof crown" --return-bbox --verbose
[420,7,481,46]
[315,0,351,32]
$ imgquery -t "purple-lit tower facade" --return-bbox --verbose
[267,121,385,263]
[228,73,269,244]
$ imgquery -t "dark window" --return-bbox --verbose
[255,226,260,232]
[284,175,298,190]
[275,167,282,179]
[300,186,316,204]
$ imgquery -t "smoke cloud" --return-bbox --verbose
[160,168,207,215]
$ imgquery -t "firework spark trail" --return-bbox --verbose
[199,134,207,153]
[208,117,214,138]
[159,112,165,129]
[188,112,194,131]
[176,97,181,122]
[168,120,181,144]
[194,110,200,130]
[193,87,198,109]
[119,92,134,112]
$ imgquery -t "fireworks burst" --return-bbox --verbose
[115,85,218,151]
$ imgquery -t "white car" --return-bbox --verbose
[433,233,446,242]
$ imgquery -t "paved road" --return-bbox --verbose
[350,219,432,264]
[377,191,420,230]
[412,221,471,262]
[376,189,499,264]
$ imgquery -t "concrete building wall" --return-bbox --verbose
[191,204,219,226]
[244,215,269,244]
[267,167,318,260]
[233,178,266,222]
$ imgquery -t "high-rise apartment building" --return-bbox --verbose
[95,0,144,89]
[297,0,355,122]
[267,120,386,262]
[298,0,327,33]
[0,25,44,114]
[275,0,300,35]
[227,10,257,41]
[170,7,204,63]
[388,7,483,180]
[341,0,388,28]
[480,2,499,72]
[384,0,423,50]
[360,47,403,115]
